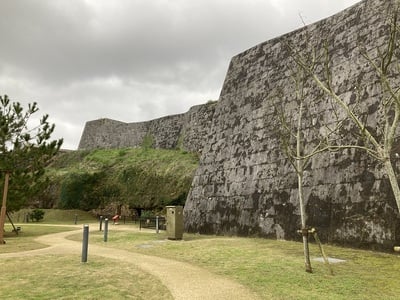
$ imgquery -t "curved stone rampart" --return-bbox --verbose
[184,0,400,249]
[78,102,217,153]
[78,0,400,249]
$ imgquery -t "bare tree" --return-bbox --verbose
[291,2,400,215]
[276,62,336,272]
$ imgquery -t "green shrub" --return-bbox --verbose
[30,209,45,222]
[141,134,154,149]
[48,148,199,211]
[59,172,107,210]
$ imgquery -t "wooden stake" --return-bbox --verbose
[311,228,334,275]
[0,172,10,245]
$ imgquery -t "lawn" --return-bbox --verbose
[1,222,399,299]
[0,224,171,300]
[8,209,97,224]
[81,227,400,300]
[0,254,171,299]
[1,224,77,253]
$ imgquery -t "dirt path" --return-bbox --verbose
[0,226,259,300]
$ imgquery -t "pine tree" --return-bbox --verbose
[0,95,63,244]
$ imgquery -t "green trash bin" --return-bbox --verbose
[166,206,183,240]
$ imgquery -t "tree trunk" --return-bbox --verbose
[297,167,312,273]
[296,99,312,273]
[302,231,313,273]
[383,159,400,213]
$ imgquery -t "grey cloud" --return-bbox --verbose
[0,0,282,83]
[0,0,360,149]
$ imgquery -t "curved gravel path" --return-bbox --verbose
[0,226,259,300]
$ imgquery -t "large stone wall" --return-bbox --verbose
[184,0,400,249]
[78,0,400,249]
[78,103,216,153]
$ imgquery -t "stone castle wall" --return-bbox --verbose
[78,103,217,153]
[183,0,400,249]
[78,0,400,249]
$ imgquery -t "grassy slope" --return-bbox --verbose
[45,148,199,210]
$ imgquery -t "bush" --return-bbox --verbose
[141,134,154,149]
[30,209,45,222]
[59,172,106,210]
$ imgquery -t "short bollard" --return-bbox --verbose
[81,225,89,263]
[74,214,78,225]
[104,218,109,242]
[156,216,159,234]
[99,215,103,231]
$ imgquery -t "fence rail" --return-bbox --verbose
[96,215,166,231]
[139,216,166,231]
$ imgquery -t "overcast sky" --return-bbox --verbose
[0,0,361,150]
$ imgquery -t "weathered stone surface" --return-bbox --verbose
[78,0,400,249]
[78,102,216,153]
[184,0,400,249]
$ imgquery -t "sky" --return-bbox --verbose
[0,0,361,150]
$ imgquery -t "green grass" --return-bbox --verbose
[0,224,172,299]
[2,222,400,299]
[8,209,97,224]
[3,209,96,253]
[46,148,199,210]
[0,255,171,299]
[51,148,199,174]
[2,224,77,253]
[82,147,199,178]
[78,229,400,300]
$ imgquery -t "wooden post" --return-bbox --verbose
[311,228,334,275]
[0,172,11,245]
[301,228,313,273]
[6,211,18,235]
[99,215,103,231]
